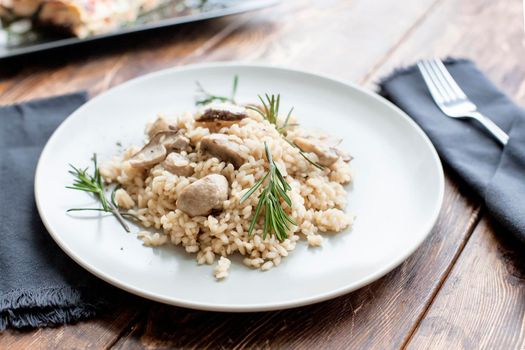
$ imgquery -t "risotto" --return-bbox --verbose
[99,101,354,280]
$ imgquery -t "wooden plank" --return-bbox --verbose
[0,0,485,348]
[197,0,444,82]
[107,0,490,348]
[0,0,443,104]
[406,217,525,350]
[2,2,473,347]
[0,298,146,350]
[0,16,246,104]
[359,0,525,348]
[111,176,480,350]
[0,14,241,350]
[362,0,525,92]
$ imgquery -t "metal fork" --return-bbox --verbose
[417,59,509,145]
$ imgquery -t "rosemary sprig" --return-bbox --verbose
[284,138,325,170]
[247,94,281,125]
[240,143,297,241]
[278,107,296,134]
[66,154,131,232]
[247,94,324,170]
[195,75,239,106]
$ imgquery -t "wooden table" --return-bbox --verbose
[1,0,524,348]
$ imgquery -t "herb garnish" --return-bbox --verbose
[247,93,324,170]
[195,75,239,106]
[283,138,324,170]
[240,143,297,241]
[66,154,133,232]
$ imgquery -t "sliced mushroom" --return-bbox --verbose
[333,148,353,162]
[129,131,189,169]
[319,136,353,162]
[147,117,178,139]
[293,136,340,167]
[196,103,246,130]
[176,174,229,216]
[129,142,166,169]
[200,134,246,169]
[156,131,190,151]
[163,153,193,177]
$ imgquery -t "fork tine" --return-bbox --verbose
[431,59,467,100]
[417,61,446,105]
[418,59,508,145]
[423,59,455,103]
[421,60,454,103]
[427,59,461,101]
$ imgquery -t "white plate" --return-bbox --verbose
[35,63,444,312]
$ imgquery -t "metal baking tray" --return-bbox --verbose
[0,0,277,59]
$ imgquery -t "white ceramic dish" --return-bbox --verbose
[35,63,444,312]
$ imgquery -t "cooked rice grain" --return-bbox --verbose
[102,109,354,279]
[214,256,231,280]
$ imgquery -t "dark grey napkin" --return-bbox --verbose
[0,93,112,330]
[379,58,525,244]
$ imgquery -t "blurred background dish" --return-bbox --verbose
[0,0,277,59]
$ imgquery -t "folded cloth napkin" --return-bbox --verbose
[379,58,525,244]
[0,93,113,330]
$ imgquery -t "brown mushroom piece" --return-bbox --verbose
[129,142,167,169]
[176,174,229,217]
[156,131,190,151]
[163,153,193,177]
[195,103,246,130]
[318,136,353,163]
[200,134,246,169]
[147,117,178,139]
[129,131,189,169]
[333,148,353,163]
[293,136,340,167]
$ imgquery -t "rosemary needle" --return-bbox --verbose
[195,75,239,106]
[66,154,130,232]
[247,93,325,170]
[240,143,296,241]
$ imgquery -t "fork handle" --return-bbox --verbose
[468,112,509,146]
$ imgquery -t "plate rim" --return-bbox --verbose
[34,62,445,312]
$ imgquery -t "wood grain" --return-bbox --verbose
[406,218,525,350]
[1,0,478,348]
[0,297,146,350]
[361,0,525,348]
[198,0,444,82]
[111,175,480,350]
[0,0,443,103]
[363,0,525,93]
[0,16,247,104]
[2,0,523,348]
[108,1,487,347]
[0,12,244,350]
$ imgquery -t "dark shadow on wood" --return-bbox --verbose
[489,218,525,280]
